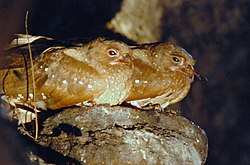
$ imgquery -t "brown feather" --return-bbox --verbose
[126,42,195,109]
[1,37,134,110]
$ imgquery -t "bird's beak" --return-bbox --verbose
[181,66,208,81]
[179,65,195,80]
[115,53,133,64]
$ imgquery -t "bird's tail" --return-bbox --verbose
[0,68,27,94]
[0,69,9,94]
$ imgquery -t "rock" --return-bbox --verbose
[37,105,208,164]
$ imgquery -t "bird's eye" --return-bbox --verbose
[172,56,181,63]
[108,49,118,56]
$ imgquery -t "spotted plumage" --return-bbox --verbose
[125,42,195,109]
[0,38,134,110]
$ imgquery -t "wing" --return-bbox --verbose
[126,64,192,109]
[126,59,172,101]
[0,68,28,95]
[32,47,106,109]
[1,47,107,110]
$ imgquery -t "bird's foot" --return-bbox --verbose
[140,103,164,112]
[163,109,181,116]
[77,101,96,107]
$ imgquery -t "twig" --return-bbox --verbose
[25,11,38,140]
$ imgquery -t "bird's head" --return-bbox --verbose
[87,38,133,67]
[151,42,195,79]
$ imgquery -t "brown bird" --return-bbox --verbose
[0,38,134,110]
[125,42,195,109]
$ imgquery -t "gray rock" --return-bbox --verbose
[38,105,208,164]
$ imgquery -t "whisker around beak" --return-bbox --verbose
[194,70,208,82]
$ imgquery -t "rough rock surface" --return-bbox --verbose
[37,105,208,164]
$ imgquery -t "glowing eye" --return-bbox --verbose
[172,56,181,63]
[108,49,118,56]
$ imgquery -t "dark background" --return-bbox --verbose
[1,0,250,164]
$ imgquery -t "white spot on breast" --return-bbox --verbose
[40,66,43,69]
[29,93,33,99]
[18,94,24,98]
[51,74,55,78]
[79,81,84,85]
[41,93,47,100]
[62,80,67,84]
[143,80,148,84]
[44,68,49,72]
[135,80,140,84]
[87,84,93,89]
[73,77,78,81]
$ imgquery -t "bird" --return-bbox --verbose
[125,42,195,110]
[0,37,134,110]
